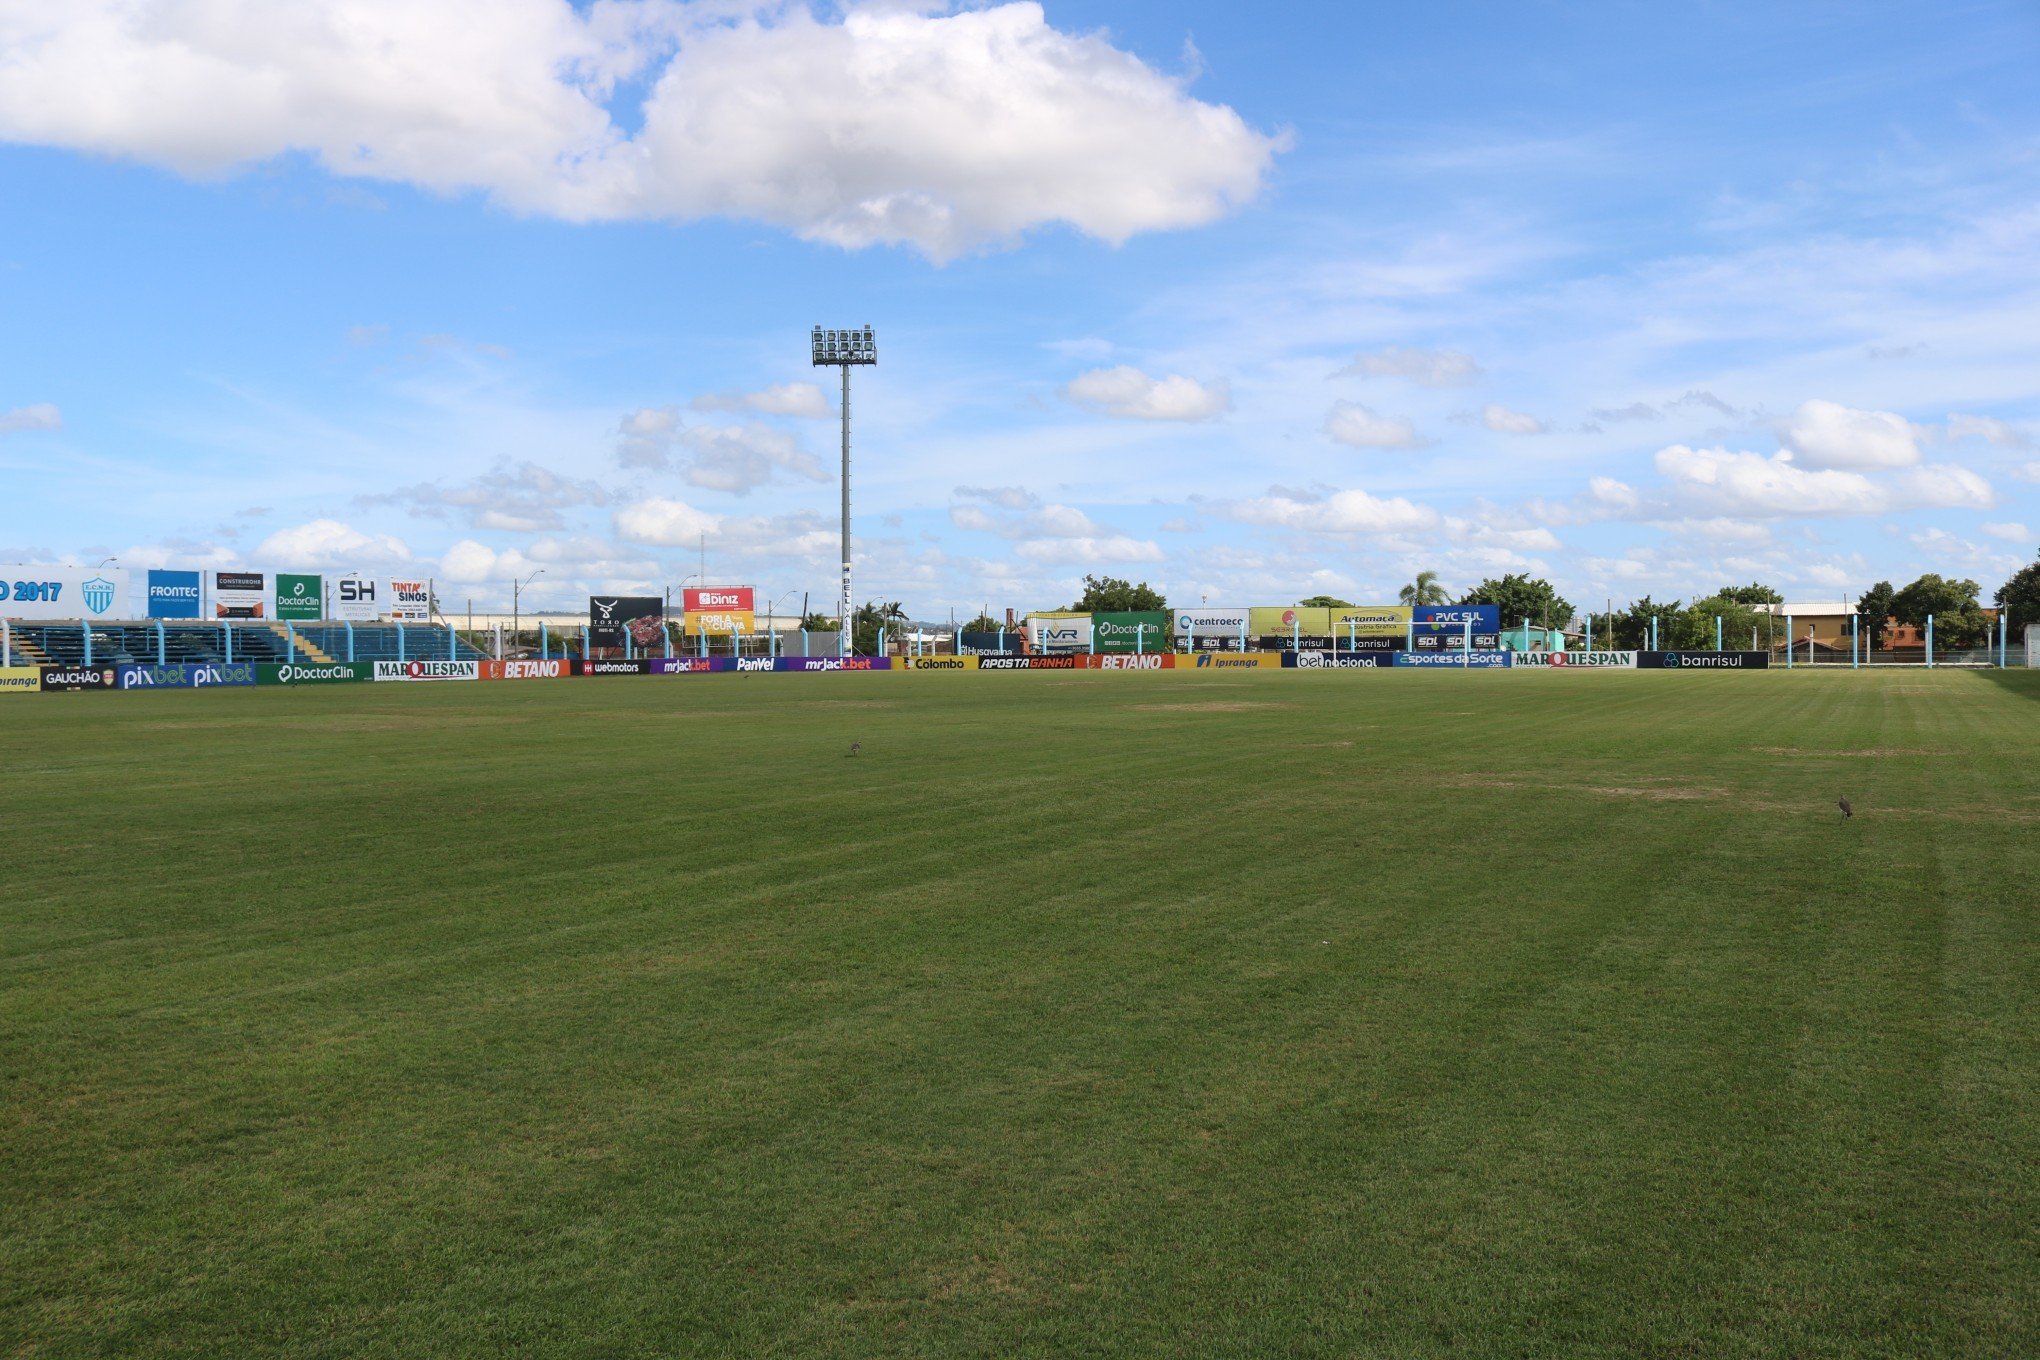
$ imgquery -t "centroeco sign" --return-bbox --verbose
[683,586,754,635]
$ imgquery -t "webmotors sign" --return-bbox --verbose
[3,566,130,621]
[1512,651,1637,668]
[480,659,574,680]
[373,660,478,681]
[212,571,267,618]
[683,586,754,635]
[389,580,432,623]
[145,569,202,619]
[1637,651,1771,669]
[39,665,118,690]
[275,573,323,622]
[115,662,258,689]
[260,662,370,684]
[334,574,381,621]
[1393,651,1513,668]
[576,658,651,676]
[0,666,41,693]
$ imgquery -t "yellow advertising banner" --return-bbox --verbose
[0,666,39,693]
[900,656,979,670]
[1247,606,1333,637]
[1181,651,1284,670]
[1334,605,1412,637]
[685,609,755,636]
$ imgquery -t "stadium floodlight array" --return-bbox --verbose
[812,326,876,656]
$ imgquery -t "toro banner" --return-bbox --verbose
[684,587,754,635]
[389,580,432,623]
[480,658,574,680]
[260,662,371,684]
[1513,651,1637,668]
[1091,611,1169,654]
[275,573,323,622]
[115,662,258,689]
[3,566,130,621]
[1393,651,1512,668]
[334,574,381,621]
[212,571,267,618]
[1638,651,1771,669]
[374,660,478,681]
[145,570,202,618]
[590,596,664,652]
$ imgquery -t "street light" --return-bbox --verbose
[813,325,876,655]
[95,556,118,569]
[512,569,544,643]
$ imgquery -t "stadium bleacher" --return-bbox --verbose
[5,621,487,667]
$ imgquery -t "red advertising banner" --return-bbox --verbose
[1088,654,1175,670]
[480,658,575,680]
[683,587,753,613]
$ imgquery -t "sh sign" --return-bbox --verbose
[334,575,381,621]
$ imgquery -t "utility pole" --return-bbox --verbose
[813,325,876,655]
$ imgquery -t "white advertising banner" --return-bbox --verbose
[0,565,130,621]
[389,579,431,623]
[1172,608,1249,639]
[333,574,382,621]
[1027,615,1092,653]
[374,660,477,682]
[212,571,268,619]
[1511,650,1637,668]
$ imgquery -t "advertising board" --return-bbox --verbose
[733,656,779,673]
[650,656,736,675]
[480,658,575,680]
[1412,604,1501,634]
[1026,614,1092,653]
[1637,651,1771,669]
[0,666,42,693]
[39,665,118,690]
[259,662,371,684]
[1185,651,1283,670]
[212,571,267,619]
[2,566,130,621]
[959,630,1017,655]
[775,656,892,671]
[590,596,664,652]
[1334,606,1412,637]
[333,574,381,621]
[979,655,1082,670]
[1173,608,1250,641]
[1337,635,1402,652]
[115,662,258,689]
[275,573,323,622]
[901,656,979,670]
[1089,653,1173,669]
[1091,611,1170,654]
[1412,632,1499,652]
[1253,634,1334,652]
[576,658,651,676]
[145,570,203,619]
[1247,607,1333,639]
[389,580,431,623]
[1393,652,1512,668]
[1510,650,1636,668]
[373,659,478,681]
[683,586,754,635]
[1283,651,1389,668]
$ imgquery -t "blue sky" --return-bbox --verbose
[1,0,2036,618]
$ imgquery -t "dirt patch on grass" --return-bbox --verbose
[1129,701,1288,713]
[1589,784,1724,801]
[1751,745,1949,758]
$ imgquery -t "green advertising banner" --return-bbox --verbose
[275,573,324,621]
[257,661,370,685]
[1091,611,1170,653]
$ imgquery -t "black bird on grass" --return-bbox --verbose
[850,741,862,758]
[1839,795,1853,822]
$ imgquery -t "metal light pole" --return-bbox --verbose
[513,569,543,646]
[813,325,876,655]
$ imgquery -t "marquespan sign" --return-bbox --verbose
[373,660,478,681]
[1335,606,1412,637]
[1412,605,1501,634]
[901,656,979,670]
[213,571,267,619]
[480,658,574,680]
[1393,651,1512,668]
[683,586,754,635]
[334,574,380,621]
[1187,651,1283,670]
[1091,611,1170,654]
[275,573,323,622]
[3,566,130,621]
[115,662,258,689]
[1637,651,1771,669]
[146,570,202,619]
[1283,651,1388,668]
[389,580,431,623]
[260,662,371,684]
[0,666,41,693]
[1511,650,1637,668]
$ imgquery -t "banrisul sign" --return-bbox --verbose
[275,573,323,621]
[115,662,258,689]
[1637,651,1770,669]
[1091,611,1169,653]
[259,662,370,685]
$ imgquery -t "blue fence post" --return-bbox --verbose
[1292,618,1300,651]
[82,621,91,666]
[287,620,297,663]
[540,622,548,660]
[1238,620,1247,651]
[2000,611,2009,668]
[697,628,705,658]
[1785,614,1793,668]
[1405,617,1414,653]
[1926,614,1934,668]
[800,628,808,657]
[625,629,634,662]
[446,620,456,661]
[667,625,674,659]
[1585,616,1593,652]
[1716,615,1723,651]
[156,620,166,666]
[344,621,355,662]
[224,623,233,665]
[582,625,591,659]
[1852,614,1859,669]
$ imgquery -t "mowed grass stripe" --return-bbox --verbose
[2,669,2036,1358]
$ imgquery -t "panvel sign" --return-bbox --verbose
[684,587,754,635]
[389,580,432,623]
[1091,611,1169,653]
[334,574,381,621]
[213,571,267,618]
[2,566,130,621]
[1412,605,1501,634]
[145,570,203,618]
[275,573,323,622]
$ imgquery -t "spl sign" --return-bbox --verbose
[684,586,754,635]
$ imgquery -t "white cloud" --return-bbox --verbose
[1892,464,1994,509]
[2016,462,2040,484]
[0,2,1283,261]
[617,407,681,469]
[1981,521,2029,542]
[253,518,411,568]
[613,497,723,547]
[438,534,659,587]
[1013,535,1164,564]
[1481,403,1545,435]
[367,460,609,532]
[0,402,61,433]
[1228,487,1440,536]
[616,410,826,492]
[1654,446,1888,517]
[1061,366,1230,421]
[1334,346,1480,387]
[1780,398,1919,470]
[691,382,832,419]
[1324,401,1422,450]
[1944,413,2030,448]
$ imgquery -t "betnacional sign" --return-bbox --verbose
[1283,651,1389,668]
[373,659,478,681]
[333,574,381,621]
[275,573,323,622]
[145,570,203,619]
[1511,650,1637,668]
[389,580,432,623]
[683,587,754,635]
[212,571,267,619]
[1636,651,1771,669]
[2,566,130,621]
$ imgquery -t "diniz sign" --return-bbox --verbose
[373,660,478,681]
[683,586,754,636]
[1513,650,1637,668]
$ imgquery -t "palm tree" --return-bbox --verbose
[1400,571,1450,607]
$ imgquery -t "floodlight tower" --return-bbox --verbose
[813,325,875,656]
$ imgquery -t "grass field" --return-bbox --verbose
[3,668,2037,1358]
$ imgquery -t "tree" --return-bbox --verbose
[1298,595,1354,608]
[1399,570,1450,607]
[1609,596,1682,649]
[1855,581,1895,651]
[1458,574,1575,632]
[801,611,839,632]
[1681,593,1769,650]
[1717,582,1783,606]
[850,600,907,654]
[1994,554,2040,635]
[1892,574,1989,648]
[1068,575,1166,612]
[961,613,1001,634]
